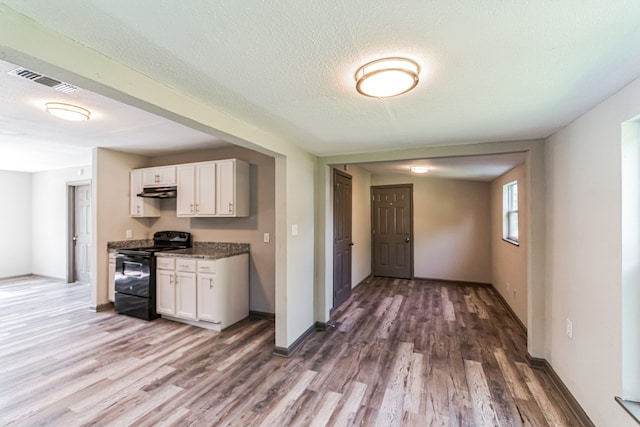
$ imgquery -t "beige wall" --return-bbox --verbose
[150,146,276,314]
[0,170,31,278]
[371,174,492,283]
[32,166,92,280]
[348,165,372,287]
[490,164,527,326]
[93,148,151,308]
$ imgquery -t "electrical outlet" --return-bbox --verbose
[291,224,298,236]
[125,229,132,239]
[263,233,270,243]
[566,319,573,339]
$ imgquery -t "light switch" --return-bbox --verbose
[263,233,270,243]
[291,224,298,236]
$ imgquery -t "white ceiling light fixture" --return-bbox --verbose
[410,166,430,173]
[355,57,420,98]
[45,102,91,121]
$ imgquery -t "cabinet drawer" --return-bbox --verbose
[175,258,196,272]
[157,257,175,270]
[197,260,216,274]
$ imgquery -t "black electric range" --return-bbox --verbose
[114,231,192,320]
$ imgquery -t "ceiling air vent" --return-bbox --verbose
[8,67,79,94]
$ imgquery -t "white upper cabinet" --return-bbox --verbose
[177,162,216,217]
[216,159,249,217]
[130,169,160,217]
[141,166,176,187]
[176,159,249,218]
[133,158,249,218]
[196,162,216,215]
[176,164,197,216]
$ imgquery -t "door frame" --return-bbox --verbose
[332,168,353,310]
[370,184,414,279]
[66,180,91,283]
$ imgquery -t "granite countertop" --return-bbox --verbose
[106,240,250,259]
[155,242,250,260]
[107,239,153,252]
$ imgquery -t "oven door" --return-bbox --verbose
[115,253,151,298]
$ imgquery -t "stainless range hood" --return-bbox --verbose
[137,186,177,198]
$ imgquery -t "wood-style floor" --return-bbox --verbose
[0,276,580,426]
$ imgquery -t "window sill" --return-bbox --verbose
[502,238,520,246]
[616,397,640,424]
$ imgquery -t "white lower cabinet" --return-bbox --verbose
[156,269,174,315]
[157,257,197,320]
[175,262,197,320]
[156,253,248,330]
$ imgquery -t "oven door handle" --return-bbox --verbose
[117,253,150,262]
[123,271,143,277]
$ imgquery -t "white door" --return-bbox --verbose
[74,184,91,283]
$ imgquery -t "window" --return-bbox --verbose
[503,181,518,244]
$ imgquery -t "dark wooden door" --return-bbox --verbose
[372,185,412,279]
[333,169,353,309]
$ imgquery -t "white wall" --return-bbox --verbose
[371,174,492,283]
[545,75,640,426]
[0,170,31,278]
[490,164,527,326]
[621,121,640,401]
[31,166,91,280]
[150,146,276,314]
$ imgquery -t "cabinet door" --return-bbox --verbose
[197,272,221,323]
[130,170,143,216]
[156,269,175,316]
[196,163,216,216]
[176,272,197,320]
[216,160,235,216]
[176,165,196,216]
[130,170,159,217]
[156,166,176,185]
[142,166,176,187]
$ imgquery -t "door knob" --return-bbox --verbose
[349,242,354,246]
[405,237,410,243]
[72,236,78,241]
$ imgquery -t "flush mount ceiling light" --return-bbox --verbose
[410,166,430,173]
[355,57,420,98]
[45,102,91,121]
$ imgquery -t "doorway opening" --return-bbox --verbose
[67,182,92,283]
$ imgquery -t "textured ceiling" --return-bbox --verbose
[0,58,230,172]
[2,1,640,173]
